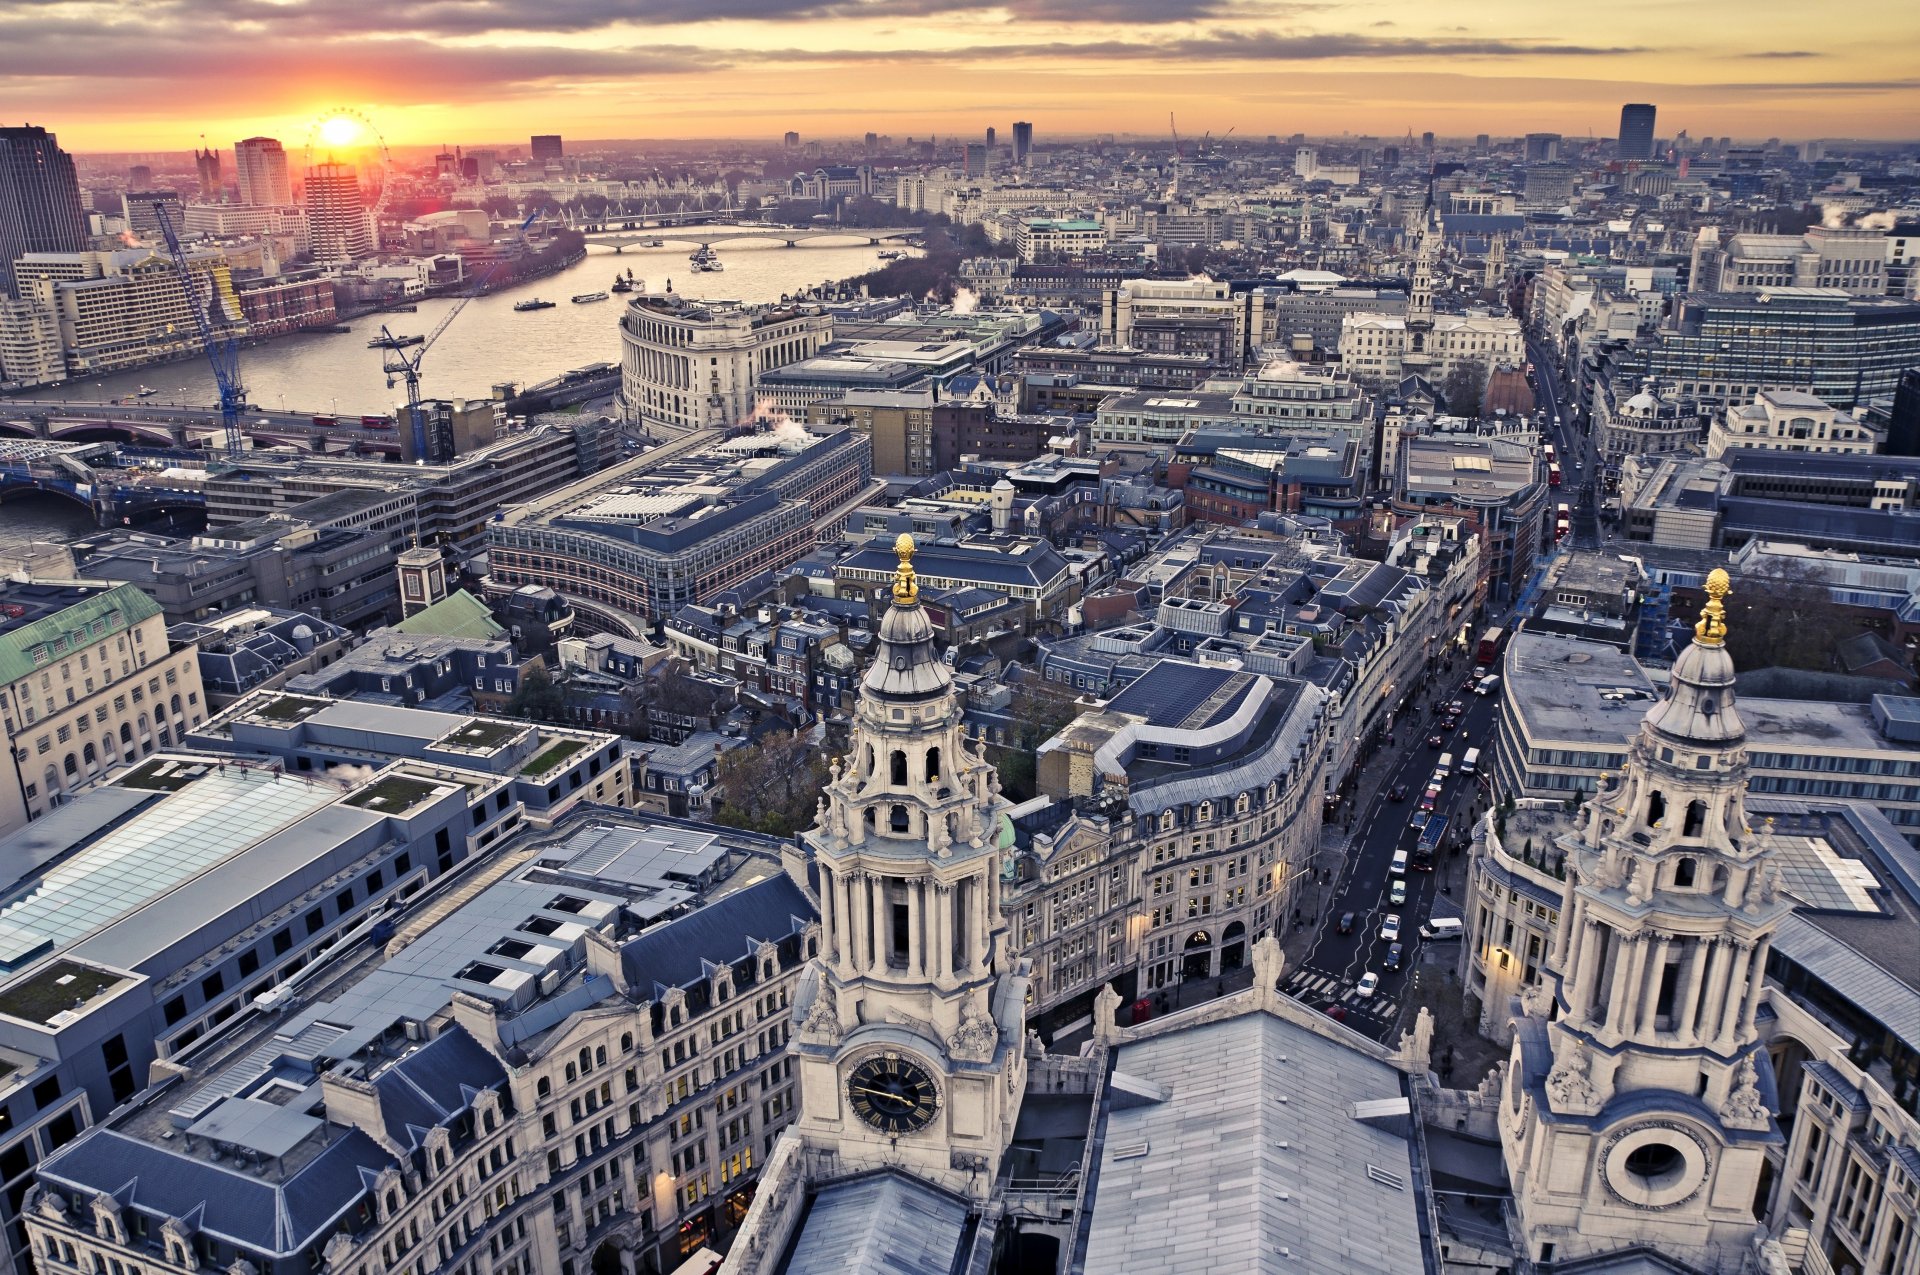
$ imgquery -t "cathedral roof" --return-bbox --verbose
[1644,568,1745,747]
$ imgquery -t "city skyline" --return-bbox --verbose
[5,0,1918,150]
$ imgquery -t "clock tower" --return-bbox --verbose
[782,534,1028,1200]
[1502,570,1787,1268]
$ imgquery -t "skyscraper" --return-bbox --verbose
[233,137,292,206]
[128,164,153,189]
[783,131,800,149]
[985,126,996,148]
[530,134,563,163]
[303,162,372,263]
[194,147,222,199]
[963,143,987,179]
[1619,102,1657,161]
[1012,121,1033,168]
[0,125,87,298]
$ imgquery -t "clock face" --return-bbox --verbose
[846,1054,939,1135]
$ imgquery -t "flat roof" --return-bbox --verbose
[1503,630,1657,747]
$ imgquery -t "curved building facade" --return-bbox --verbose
[618,292,831,435]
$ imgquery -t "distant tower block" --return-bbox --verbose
[396,542,449,618]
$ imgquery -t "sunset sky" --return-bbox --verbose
[7,0,1919,152]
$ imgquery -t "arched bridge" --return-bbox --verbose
[582,224,923,252]
[0,440,207,525]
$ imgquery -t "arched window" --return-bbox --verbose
[170,693,181,715]
[118,722,132,744]
[925,747,941,783]
[536,1077,552,1100]
[620,1032,633,1052]
[43,764,59,793]
[1672,857,1696,889]
[890,804,910,833]
[1646,790,1666,827]
[890,750,907,786]
[1682,800,1707,839]
[578,1047,593,1075]
[564,1062,577,1083]
[82,742,96,767]
[594,1045,607,1067]
[865,744,875,777]
[1711,863,1730,894]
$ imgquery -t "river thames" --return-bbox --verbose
[15,239,911,418]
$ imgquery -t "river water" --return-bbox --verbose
[0,239,907,552]
[15,240,910,418]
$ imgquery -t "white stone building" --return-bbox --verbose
[1706,389,1881,458]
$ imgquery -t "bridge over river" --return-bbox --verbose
[581,222,923,252]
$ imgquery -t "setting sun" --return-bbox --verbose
[318,115,362,147]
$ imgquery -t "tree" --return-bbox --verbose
[995,679,1080,801]
[712,731,830,836]
[1442,359,1489,419]
[506,666,569,722]
[1720,558,1854,674]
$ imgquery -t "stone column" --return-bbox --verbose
[819,865,837,969]
[1716,940,1755,1047]
[1565,917,1597,1018]
[1605,931,1637,1031]
[1551,895,1584,971]
[906,878,924,978]
[1737,935,1772,1038]
[1697,938,1733,1047]
[1636,934,1671,1036]
[1674,936,1710,1043]
[930,882,950,982]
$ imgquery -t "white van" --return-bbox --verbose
[1436,752,1454,778]
[1421,917,1464,941]
[1461,748,1481,775]
[1391,849,1409,876]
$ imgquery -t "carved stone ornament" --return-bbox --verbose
[949,1003,999,1062]
[1546,1036,1600,1111]
[1722,1055,1769,1129]
[799,978,840,1042]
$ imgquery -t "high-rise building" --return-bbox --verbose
[1012,120,1033,167]
[963,142,988,178]
[127,164,153,189]
[124,189,182,238]
[863,130,877,155]
[0,124,87,298]
[783,130,800,149]
[1619,102,1657,161]
[302,161,372,263]
[233,136,292,206]
[985,126,996,148]
[1524,132,1562,162]
[1475,132,1490,153]
[194,146,221,199]
[530,134,563,163]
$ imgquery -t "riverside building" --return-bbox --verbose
[618,292,831,436]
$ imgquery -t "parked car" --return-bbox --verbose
[1338,911,1356,934]
[1390,877,1408,905]
[1355,972,1381,998]
[1384,942,1404,971]
[1388,784,1408,802]
[1380,914,1402,942]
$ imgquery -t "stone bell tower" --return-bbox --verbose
[1501,569,1787,1269]
[782,534,1028,1200]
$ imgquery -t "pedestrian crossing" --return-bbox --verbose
[1285,967,1399,1019]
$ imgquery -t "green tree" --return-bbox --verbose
[712,731,830,836]
[506,666,569,722]
[1721,558,1855,674]
[1442,359,1489,419]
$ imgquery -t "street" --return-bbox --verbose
[1526,336,1605,550]
[1283,656,1502,1043]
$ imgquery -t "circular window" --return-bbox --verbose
[1602,1125,1709,1210]
[1623,1142,1683,1186]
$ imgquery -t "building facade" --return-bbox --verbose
[303,162,373,263]
[0,126,86,299]
[0,581,208,837]
[233,137,293,207]
[617,294,831,436]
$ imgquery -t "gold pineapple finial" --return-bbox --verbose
[1694,568,1731,647]
[892,533,918,605]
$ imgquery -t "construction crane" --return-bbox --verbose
[379,208,540,462]
[151,200,247,457]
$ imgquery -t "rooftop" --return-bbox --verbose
[0,581,163,685]
[1502,629,1657,747]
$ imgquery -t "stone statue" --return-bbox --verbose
[1399,1007,1435,1070]
[1723,1054,1769,1128]
[1093,982,1123,1044]
[1251,934,1285,1000]
[1546,1036,1599,1111]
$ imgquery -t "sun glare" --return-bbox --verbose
[319,115,362,147]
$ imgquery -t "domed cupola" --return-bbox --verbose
[1644,568,1744,749]
[861,534,950,703]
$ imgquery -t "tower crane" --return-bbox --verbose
[378,208,540,462]
[150,200,247,457]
